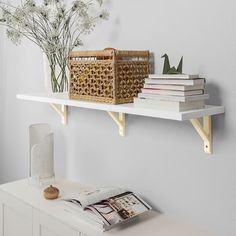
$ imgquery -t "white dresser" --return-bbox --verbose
[0,178,215,236]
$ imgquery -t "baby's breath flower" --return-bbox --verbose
[99,10,109,20]
[25,0,36,9]
[38,6,49,19]
[59,6,66,14]
[0,0,109,92]
[6,29,21,45]
[43,0,53,6]
[82,17,93,30]
[74,39,83,47]
[2,9,15,26]
[72,0,87,12]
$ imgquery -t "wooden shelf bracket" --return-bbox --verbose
[50,104,68,125]
[107,112,126,137]
[190,116,212,154]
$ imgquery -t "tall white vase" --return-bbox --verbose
[29,124,55,186]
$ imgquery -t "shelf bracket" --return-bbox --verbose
[50,104,68,125]
[107,112,126,137]
[190,116,212,154]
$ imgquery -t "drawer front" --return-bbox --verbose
[0,191,32,236]
[33,209,78,236]
[0,190,32,218]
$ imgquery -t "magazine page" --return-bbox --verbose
[63,187,126,208]
[64,201,104,224]
[85,192,151,227]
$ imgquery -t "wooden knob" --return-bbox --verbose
[43,185,59,200]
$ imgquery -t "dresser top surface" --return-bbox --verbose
[0,178,216,236]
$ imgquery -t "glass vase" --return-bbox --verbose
[29,124,55,186]
[43,52,69,93]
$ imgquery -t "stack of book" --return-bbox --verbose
[134,74,209,112]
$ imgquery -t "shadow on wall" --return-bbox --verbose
[205,82,225,137]
[149,52,155,74]
[205,83,222,106]
[54,126,68,176]
[109,17,121,43]
[143,196,163,214]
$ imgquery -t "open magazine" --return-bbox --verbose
[63,187,151,231]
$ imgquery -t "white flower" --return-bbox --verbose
[2,8,16,26]
[99,10,109,20]
[6,29,21,45]
[43,0,52,6]
[82,20,93,30]
[37,6,49,19]
[74,39,83,47]
[25,0,36,7]
[24,0,37,11]
[72,0,84,11]
[0,0,109,52]
[0,0,109,93]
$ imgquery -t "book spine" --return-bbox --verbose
[138,93,209,102]
[145,79,206,86]
[141,89,204,96]
[148,74,199,79]
[143,84,205,91]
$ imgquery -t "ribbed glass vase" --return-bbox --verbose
[43,52,69,93]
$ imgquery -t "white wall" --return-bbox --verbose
[0,26,5,174]
[0,0,236,235]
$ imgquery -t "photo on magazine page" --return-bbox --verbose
[86,192,151,226]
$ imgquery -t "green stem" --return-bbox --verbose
[47,52,68,93]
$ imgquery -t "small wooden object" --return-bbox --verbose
[43,185,59,200]
[69,49,150,104]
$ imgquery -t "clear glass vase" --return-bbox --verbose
[29,124,55,186]
[43,52,69,93]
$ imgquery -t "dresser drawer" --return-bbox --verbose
[33,209,78,236]
[0,190,32,218]
[0,190,32,236]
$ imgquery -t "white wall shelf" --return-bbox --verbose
[17,93,225,154]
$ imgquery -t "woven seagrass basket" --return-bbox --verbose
[69,49,150,104]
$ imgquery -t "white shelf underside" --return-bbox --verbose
[17,93,224,121]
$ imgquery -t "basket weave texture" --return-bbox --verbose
[69,49,150,104]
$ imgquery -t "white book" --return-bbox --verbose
[134,98,205,112]
[141,88,203,96]
[143,84,205,91]
[148,74,199,79]
[145,78,205,86]
[138,93,209,102]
